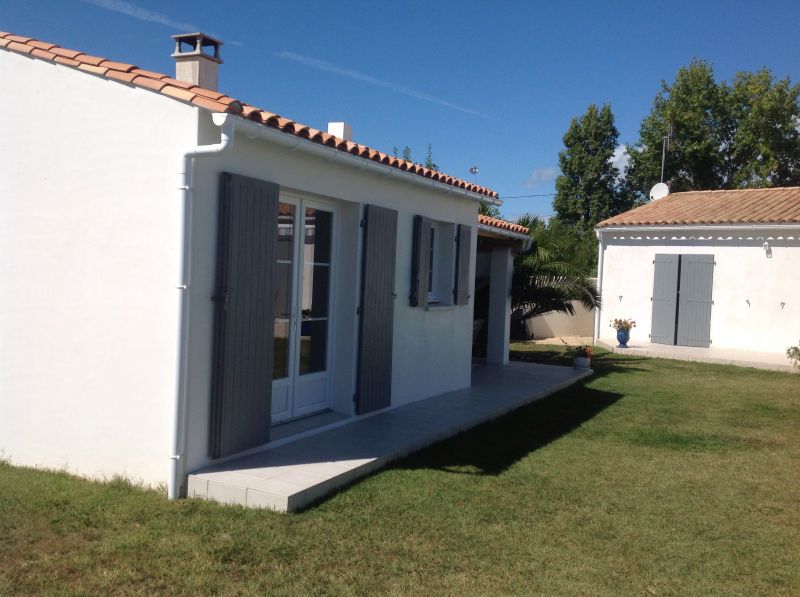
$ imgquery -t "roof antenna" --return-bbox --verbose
[660,122,672,183]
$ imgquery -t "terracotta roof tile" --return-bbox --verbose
[30,48,56,61]
[7,41,33,54]
[190,95,239,113]
[74,53,107,66]
[596,187,800,228]
[161,85,197,102]
[49,46,82,60]
[1,30,499,199]
[131,75,168,92]
[241,105,263,121]
[5,34,33,43]
[99,59,137,73]
[54,56,81,67]
[77,63,109,76]
[478,214,530,235]
[190,86,226,101]
[130,67,166,79]
[106,70,138,84]
[28,40,56,51]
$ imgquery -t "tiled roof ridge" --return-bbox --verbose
[0,31,498,199]
[478,213,529,235]
[667,186,800,195]
[596,186,800,228]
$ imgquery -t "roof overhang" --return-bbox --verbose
[212,113,502,206]
[596,222,800,239]
[477,223,532,250]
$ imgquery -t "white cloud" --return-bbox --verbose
[275,51,488,119]
[610,145,630,178]
[524,166,558,188]
[80,0,200,31]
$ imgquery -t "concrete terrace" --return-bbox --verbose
[188,361,592,512]
[599,340,796,373]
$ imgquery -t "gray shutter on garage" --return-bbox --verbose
[454,224,472,305]
[357,204,398,415]
[676,254,714,348]
[410,215,432,307]
[650,254,679,345]
[209,172,278,459]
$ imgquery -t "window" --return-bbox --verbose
[427,221,455,305]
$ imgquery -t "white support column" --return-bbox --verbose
[487,246,513,365]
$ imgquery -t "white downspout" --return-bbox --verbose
[593,229,605,345]
[169,112,235,500]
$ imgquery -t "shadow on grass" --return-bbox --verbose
[510,348,649,383]
[392,380,623,477]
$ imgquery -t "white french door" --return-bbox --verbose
[271,195,335,424]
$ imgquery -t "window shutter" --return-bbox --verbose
[209,172,278,459]
[357,204,398,414]
[454,224,472,305]
[410,215,432,307]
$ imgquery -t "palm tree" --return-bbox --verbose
[512,215,600,321]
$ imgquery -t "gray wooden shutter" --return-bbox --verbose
[357,204,398,414]
[454,224,472,305]
[676,254,714,348]
[650,254,679,345]
[209,172,278,459]
[410,215,432,307]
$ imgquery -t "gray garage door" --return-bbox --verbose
[676,255,715,348]
[650,254,680,345]
[650,253,714,347]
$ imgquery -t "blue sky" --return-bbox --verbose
[4,1,800,219]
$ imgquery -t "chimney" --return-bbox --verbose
[327,122,353,141]
[171,33,223,90]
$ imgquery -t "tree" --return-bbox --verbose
[625,60,800,199]
[729,69,800,187]
[424,143,438,171]
[626,60,732,196]
[511,216,600,321]
[478,202,501,217]
[552,103,633,231]
[392,145,413,161]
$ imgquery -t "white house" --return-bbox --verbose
[595,187,800,357]
[0,31,529,499]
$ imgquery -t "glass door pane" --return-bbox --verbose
[299,207,332,375]
[273,203,295,380]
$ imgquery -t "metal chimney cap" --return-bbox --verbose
[171,32,223,64]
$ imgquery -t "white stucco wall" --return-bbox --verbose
[0,51,197,484]
[527,302,595,339]
[183,114,479,473]
[597,228,800,354]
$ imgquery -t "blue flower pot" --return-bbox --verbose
[616,329,630,348]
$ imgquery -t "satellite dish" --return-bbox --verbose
[649,182,669,201]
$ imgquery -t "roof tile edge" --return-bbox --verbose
[0,31,499,199]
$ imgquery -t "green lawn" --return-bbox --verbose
[2,346,798,595]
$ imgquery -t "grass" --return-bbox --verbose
[2,345,799,595]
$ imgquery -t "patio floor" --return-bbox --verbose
[598,340,795,373]
[187,361,592,512]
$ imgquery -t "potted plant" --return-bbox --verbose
[570,344,593,368]
[787,342,800,369]
[610,318,636,348]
